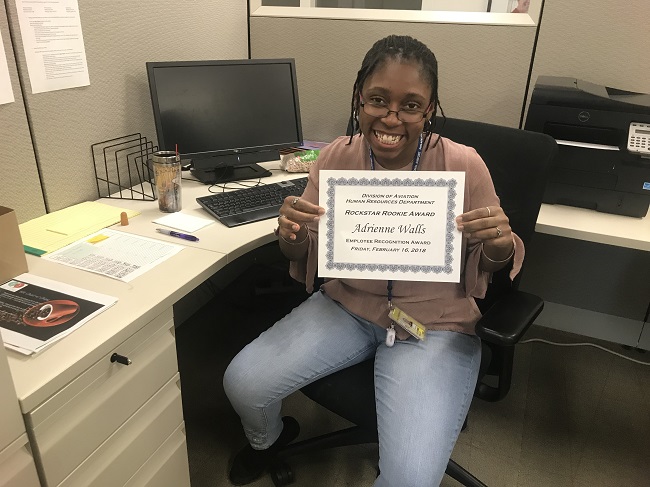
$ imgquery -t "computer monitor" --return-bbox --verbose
[146,58,303,184]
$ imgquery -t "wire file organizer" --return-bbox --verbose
[91,134,158,200]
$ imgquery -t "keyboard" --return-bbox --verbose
[196,177,308,227]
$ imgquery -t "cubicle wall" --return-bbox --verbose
[0,6,44,223]
[250,17,535,143]
[2,0,649,224]
[530,1,650,109]
[250,0,650,144]
[0,0,248,223]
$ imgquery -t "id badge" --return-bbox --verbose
[388,306,426,341]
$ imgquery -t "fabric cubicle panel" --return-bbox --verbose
[0,5,45,223]
[4,0,248,214]
[528,0,650,120]
[250,16,536,143]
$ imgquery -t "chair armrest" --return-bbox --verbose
[475,290,544,346]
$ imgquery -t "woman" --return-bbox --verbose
[224,34,522,486]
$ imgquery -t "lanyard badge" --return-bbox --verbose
[384,281,426,346]
[372,138,426,348]
[389,306,426,341]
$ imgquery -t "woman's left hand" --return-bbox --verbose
[456,206,514,261]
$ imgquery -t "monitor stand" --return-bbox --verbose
[191,163,272,185]
[190,150,279,184]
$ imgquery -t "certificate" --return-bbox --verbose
[318,170,465,282]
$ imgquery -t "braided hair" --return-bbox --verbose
[347,35,445,150]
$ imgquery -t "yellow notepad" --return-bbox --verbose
[19,202,140,255]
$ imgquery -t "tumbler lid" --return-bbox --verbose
[152,151,180,164]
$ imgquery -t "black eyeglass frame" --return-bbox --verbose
[359,97,432,123]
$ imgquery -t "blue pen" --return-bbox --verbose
[156,228,199,242]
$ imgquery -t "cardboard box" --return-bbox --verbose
[0,207,28,283]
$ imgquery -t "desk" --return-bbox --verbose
[4,161,296,487]
[523,204,650,350]
[536,203,650,252]
[6,246,228,486]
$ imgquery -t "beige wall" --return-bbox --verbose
[0,6,44,223]
[530,0,650,103]
[2,0,648,223]
[0,0,248,221]
[251,0,650,144]
[251,17,535,143]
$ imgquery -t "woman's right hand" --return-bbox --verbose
[277,195,324,242]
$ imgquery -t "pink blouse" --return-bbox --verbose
[289,134,524,336]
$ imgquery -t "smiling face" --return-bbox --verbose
[359,59,433,170]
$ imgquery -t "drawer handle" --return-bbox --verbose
[110,353,132,365]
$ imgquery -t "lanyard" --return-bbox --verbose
[368,134,424,308]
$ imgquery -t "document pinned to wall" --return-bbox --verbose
[0,28,15,104]
[14,0,90,94]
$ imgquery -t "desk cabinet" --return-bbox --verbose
[521,233,650,349]
[23,307,190,487]
[0,341,40,487]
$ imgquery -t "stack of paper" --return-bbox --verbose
[152,212,214,233]
[19,201,140,256]
[0,274,117,356]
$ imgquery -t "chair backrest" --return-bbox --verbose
[434,117,557,312]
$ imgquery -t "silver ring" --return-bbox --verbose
[485,207,491,217]
[495,226,502,238]
[291,197,300,207]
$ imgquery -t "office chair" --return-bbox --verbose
[264,118,558,486]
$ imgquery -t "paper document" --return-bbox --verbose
[14,0,90,94]
[19,201,140,255]
[0,27,15,105]
[153,212,214,233]
[0,273,117,355]
[44,229,183,282]
[318,170,465,282]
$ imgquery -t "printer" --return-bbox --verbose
[525,76,650,217]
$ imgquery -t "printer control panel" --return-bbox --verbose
[628,122,650,155]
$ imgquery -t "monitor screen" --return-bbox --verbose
[146,59,303,184]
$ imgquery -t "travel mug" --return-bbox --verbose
[151,151,182,212]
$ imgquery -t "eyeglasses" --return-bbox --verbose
[359,98,431,123]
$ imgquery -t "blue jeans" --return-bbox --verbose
[223,291,481,486]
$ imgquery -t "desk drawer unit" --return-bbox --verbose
[0,323,40,487]
[124,423,190,487]
[0,436,40,487]
[23,307,188,487]
[0,341,25,455]
[59,374,184,487]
